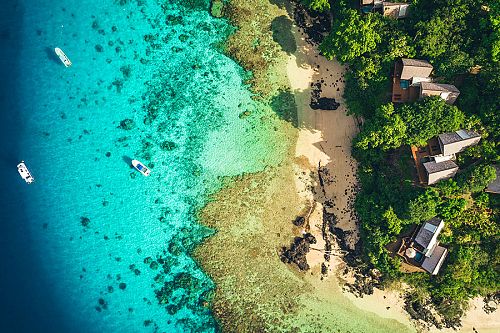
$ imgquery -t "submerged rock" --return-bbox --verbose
[160,141,176,151]
[80,216,91,227]
[210,0,225,18]
[118,118,135,130]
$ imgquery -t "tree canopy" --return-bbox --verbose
[320,9,382,63]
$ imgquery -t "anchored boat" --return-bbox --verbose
[132,159,151,177]
[55,47,72,67]
[17,161,35,184]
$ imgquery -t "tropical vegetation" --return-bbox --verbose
[320,0,499,325]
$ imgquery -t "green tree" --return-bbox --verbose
[438,198,467,220]
[458,164,497,193]
[354,103,407,150]
[400,97,465,146]
[407,188,441,224]
[382,207,404,235]
[301,0,330,12]
[320,10,382,63]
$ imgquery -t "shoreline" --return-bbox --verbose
[196,1,498,332]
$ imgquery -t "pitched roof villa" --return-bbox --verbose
[411,130,481,185]
[392,58,460,104]
[397,218,448,275]
[423,159,459,185]
[420,82,460,105]
[438,130,481,156]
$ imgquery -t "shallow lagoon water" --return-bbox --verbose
[0,1,289,332]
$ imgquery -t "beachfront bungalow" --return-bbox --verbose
[438,130,481,156]
[486,165,500,194]
[392,58,433,103]
[423,159,459,185]
[397,218,448,275]
[411,130,481,185]
[360,1,409,19]
[420,82,460,105]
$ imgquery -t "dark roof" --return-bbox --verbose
[423,160,458,174]
[414,218,443,249]
[420,82,460,93]
[486,165,500,194]
[421,245,448,275]
[438,130,481,145]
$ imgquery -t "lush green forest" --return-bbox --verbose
[317,0,499,325]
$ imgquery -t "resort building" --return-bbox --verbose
[360,1,410,19]
[423,159,459,185]
[420,82,460,105]
[438,130,481,156]
[392,58,433,103]
[411,130,481,185]
[392,58,460,104]
[397,218,448,275]
[486,165,500,194]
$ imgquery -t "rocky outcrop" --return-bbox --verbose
[280,233,317,271]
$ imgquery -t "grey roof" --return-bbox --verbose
[486,165,500,194]
[421,82,460,93]
[423,160,458,174]
[421,245,448,275]
[438,130,481,145]
[401,58,433,68]
[400,59,433,80]
[414,218,443,248]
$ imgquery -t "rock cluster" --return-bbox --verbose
[280,233,317,270]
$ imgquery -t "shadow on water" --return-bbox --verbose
[122,155,133,166]
[270,89,299,127]
[44,47,63,65]
[0,1,70,332]
[271,15,297,55]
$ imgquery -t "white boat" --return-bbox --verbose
[132,159,151,176]
[17,161,35,184]
[55,47,72,67]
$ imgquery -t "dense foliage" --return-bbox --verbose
[321,0,499,325]
[300,0,331,12]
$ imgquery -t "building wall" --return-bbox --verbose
[441,136,481,156]
[427,167,459,185]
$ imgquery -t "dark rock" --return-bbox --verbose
[118,118,135,130]
[80,216,90,227]
[160,141,176,151]
[280,233,317,271]
[292,216,305,227]
[119,282,127,290]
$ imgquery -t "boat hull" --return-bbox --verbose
[131,159,151,176]
[17,161,35,184]
[55,47,72,67]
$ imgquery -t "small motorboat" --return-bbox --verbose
[17,161,35,184]
[55,47,72,67]
[132,159,151,176]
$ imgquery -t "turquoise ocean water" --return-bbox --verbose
[0,1,288,332]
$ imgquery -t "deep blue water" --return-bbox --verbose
[0,0,290,332]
